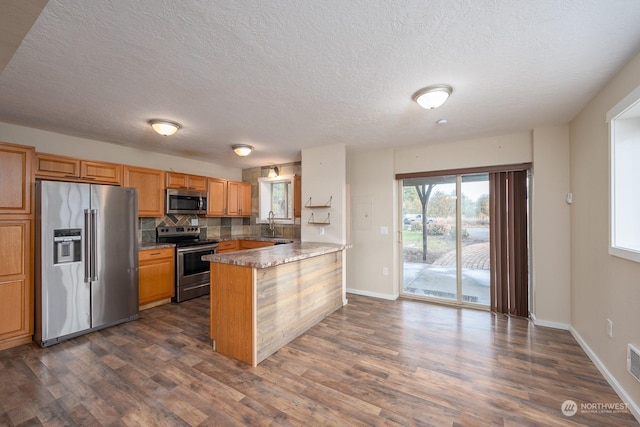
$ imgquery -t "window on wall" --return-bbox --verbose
[258,175,294,223]
[607,84,640,263]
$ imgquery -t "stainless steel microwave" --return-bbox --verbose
[166,189,207,215]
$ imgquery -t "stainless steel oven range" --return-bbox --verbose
[156,226,218,302]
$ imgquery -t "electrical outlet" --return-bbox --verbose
[319,227,325,235]
[607,318,613,338]
[382,267,389,276]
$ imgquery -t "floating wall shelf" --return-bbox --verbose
[305,196,332,208]
[308,212,330,225]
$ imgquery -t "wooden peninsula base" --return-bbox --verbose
[205,243,347,366]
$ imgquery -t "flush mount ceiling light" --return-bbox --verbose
[149,119,181,136]
[413,84,453,109]
[232,144,253,157]
[267,166,279,178]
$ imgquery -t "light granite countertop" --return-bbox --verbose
[139,242,175,250]
[139,236,297,251]
[202,242,349,269]
[218,236,299,244]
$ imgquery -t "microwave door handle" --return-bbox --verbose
[199,196,203,212]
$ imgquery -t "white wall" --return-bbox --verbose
[570,50,640,416]
[300,143,347,244]
[0,122,241,180]
[347,132,533,301]
[394,132,532,173]
[346,148,397,299]
[345,126,580,340]
[530,126,571,328]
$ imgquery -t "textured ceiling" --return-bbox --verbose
[1,0,640,168]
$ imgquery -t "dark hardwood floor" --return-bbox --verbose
[0,294,636,426]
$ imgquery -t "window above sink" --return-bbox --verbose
[257,174,295,224]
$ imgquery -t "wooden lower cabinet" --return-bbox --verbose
[210,251,343,366]
[217,240,239,253]
[138,248,175,309]
[219,240,276,253]
[0,219,33,350]
[239,240,275,250]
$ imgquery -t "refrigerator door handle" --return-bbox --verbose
[90,209,98,281]
[84,209,91,283]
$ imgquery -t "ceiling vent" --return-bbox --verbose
[628,344,640,383]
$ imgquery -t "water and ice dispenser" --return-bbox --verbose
[53,229,81,264]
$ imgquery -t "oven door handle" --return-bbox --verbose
[176,244,219,254]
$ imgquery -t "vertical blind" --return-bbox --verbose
[489,170,529,316]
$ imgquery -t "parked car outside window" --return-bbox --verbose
[403,214,433,224]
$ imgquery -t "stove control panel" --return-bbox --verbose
[157,226,201,237]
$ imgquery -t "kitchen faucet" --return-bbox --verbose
[268,210,276,237]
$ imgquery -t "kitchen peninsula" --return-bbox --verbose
[203,242,348,366]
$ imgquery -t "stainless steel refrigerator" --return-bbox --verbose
[35,181,139,347]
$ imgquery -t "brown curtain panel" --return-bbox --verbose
[489,171,529,316]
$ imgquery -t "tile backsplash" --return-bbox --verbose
[138,160,302,244]
[138,215,252,243]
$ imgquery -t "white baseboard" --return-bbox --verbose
[570,326,640,423]
[530,314,570,330]
[346,288,398,300]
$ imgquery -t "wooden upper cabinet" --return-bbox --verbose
[166,172,207,192]
[166,172,188,189]
[206,179,250,217]
[35,153,79,179]
[0,143,34,215]
[36,153,122,185]
[239,181,251,217]
[227,181,251,217]
[188,175,207,192]
[207,178,227,216]
[80,160,122,184]
[227,181,240,216]
[123,166,165,217]
[294,175,301,218]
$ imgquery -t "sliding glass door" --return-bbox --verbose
[401,173,490,307]
[460,174,490,305]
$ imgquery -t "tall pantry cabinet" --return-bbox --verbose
[0,142,35,350]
